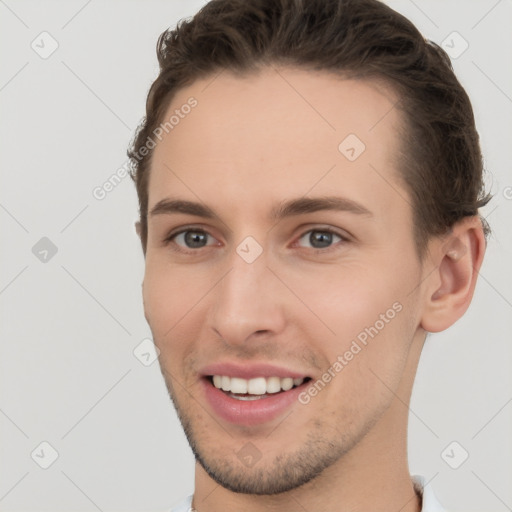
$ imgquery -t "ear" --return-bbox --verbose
[420,216,486,333]
[135,220,142,238]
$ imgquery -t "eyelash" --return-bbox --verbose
[163,226,349,255]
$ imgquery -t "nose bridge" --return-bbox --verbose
[209,242,285,344]
[219,245,270,317]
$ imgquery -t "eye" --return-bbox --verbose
[166,229,217,251]
[296,228,345,250]
[164,226,348,254]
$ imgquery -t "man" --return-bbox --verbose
[128,0,491,510]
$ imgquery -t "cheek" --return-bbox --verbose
[298,275,415,424]
[142,262,202,343]
[289,258,417,385]
[142,267,201,383]
[288,262,407,342]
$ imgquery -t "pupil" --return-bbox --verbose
[185,231,207,248]
[311,231,332,248]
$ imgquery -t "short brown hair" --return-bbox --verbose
[128,0,491,256]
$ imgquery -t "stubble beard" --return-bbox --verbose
[161,369,379,496]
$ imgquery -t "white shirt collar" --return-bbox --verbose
[412,474,448,512]
[171,475,446,512]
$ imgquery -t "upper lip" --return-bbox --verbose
[200,361,310,380]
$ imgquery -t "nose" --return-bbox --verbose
[208,249,287,347]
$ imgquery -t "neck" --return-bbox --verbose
[192,333,425,512]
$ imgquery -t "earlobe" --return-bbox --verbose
[420,216,486,333]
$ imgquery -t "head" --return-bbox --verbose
[128,0,490,497]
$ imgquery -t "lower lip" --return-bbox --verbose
[201,378,309,426]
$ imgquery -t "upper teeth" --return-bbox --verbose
[212,375,305,395]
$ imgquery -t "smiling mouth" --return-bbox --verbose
[208,375,312,400]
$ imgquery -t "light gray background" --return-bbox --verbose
[1,0,511,511]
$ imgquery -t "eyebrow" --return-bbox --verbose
[149,196,373,221]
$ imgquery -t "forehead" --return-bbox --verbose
[148,67,406,220]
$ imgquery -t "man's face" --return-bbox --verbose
[142,67,426,494]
